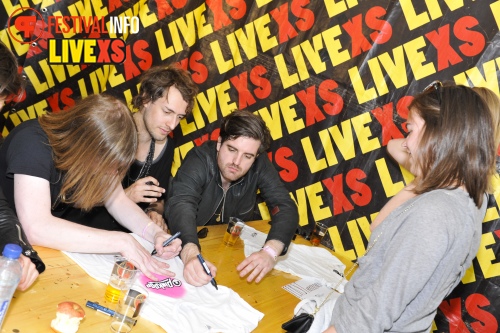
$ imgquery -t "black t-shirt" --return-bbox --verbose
[122,139,174,211]
[0,119,61,212]
[0,119,174,231]
[88,137,175,231]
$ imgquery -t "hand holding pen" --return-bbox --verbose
[197,254,218,290]
[151,231,181,256]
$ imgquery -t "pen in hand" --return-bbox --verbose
[151,231,181,256]
[197,254,218,290]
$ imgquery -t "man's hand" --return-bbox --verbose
[237,240,283,283]
[124,177,164,203]
[181,243,216,286]
[323,326,337,333]
[147,210,167,232]
[237,250,275,283]
[17,254,39,290]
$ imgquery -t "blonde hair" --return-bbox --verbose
[39,94,137,211]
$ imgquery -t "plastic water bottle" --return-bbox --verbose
[0,244,22,329]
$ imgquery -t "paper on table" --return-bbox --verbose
[282,279,334,300]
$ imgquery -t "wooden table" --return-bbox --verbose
[2,221,353,333]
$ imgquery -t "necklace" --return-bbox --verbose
[313,231,383,314]
[127,138,155,185]
[213,189,227,223]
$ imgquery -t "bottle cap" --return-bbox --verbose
[2,244,22,259]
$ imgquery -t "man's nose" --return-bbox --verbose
[233,154,242,166]
[166,116,178,131]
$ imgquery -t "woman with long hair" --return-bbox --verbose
[323,83,496,332]
[0,94,181,279]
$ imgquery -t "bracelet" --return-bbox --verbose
[261,245,277,261]
[141,221,154,239]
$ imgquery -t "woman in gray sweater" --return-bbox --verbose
[325,83,497,333]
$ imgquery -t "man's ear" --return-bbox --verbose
[216,137,222,152]
[140,94,152,111]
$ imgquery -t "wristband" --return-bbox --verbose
[141,221,154,239]
[261,245,277,261]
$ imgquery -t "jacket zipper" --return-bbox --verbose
[203,179,242,226]
[15,224,26,245]
[15,224,34,256]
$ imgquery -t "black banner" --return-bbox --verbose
[1,0,500,330]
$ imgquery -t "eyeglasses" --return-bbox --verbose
[197,227,208,239]
[423,80,443,105]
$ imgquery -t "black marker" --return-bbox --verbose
[197,254,218,290]
[151,231,181,256]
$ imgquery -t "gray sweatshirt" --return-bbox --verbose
[331,188,485,333]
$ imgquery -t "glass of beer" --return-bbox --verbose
[104,256,138,304]
[310,223,328,246]
[110,286,148,333]
[223,217,245,246]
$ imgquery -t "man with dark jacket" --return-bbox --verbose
[166,110,298,286]
[0,188,45,289]
[0,41,44,290]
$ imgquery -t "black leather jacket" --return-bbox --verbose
[166,141,298,254]
[0,189,45,273]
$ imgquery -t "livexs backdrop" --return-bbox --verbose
[1,0,500,331]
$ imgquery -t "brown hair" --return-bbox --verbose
[39,94,137,211]
[219,110,271,154]
[473,86,500,149]
[132,65,198,115]
[409,84,495,207]
[0,41,24,99]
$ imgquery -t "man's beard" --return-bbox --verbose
[221,164,242,182]
[144,118,169,142]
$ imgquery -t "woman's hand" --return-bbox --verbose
[124,177,164,203]
[120,233,178,280]
[152,231,182,259]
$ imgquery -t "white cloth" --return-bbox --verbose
[63,234,263,333]
[241,225,346,333]
[240,225,346,288]
[293,293,340,333]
